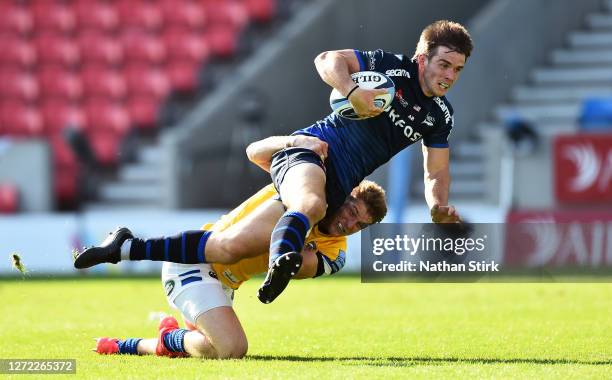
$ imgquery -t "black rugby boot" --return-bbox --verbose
[74,227,133,269]
[257,251,302,304]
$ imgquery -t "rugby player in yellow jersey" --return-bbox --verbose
[94,180,386,359]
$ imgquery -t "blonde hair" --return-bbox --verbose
[350,180,387,224]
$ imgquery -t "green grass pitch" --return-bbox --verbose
[1,275,611,379]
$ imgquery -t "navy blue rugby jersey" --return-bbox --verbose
[293,49,455,209]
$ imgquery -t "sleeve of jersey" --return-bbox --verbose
[312,237,348,277]
[314,250,346,277]
[353,49,387,72]
[422,117,453,148]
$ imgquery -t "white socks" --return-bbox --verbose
[120,239,133,260]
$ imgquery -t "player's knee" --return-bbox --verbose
[216,337,248,359]
[208,234,245,264]
[220,238,249,264]
[294,195,326,224]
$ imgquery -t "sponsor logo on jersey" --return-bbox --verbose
[164,280,175,296]
[385,107,422,142]
[385,69,410,78]
[422,114,435,127]
[367,51,376,70]
[395,90,409,108]
[434,97,452,125]
[413,105,421,112]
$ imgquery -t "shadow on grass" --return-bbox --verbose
[246,355,611,367]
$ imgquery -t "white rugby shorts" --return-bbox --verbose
[161,262,234,325]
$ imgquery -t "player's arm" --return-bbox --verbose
[246,135,328,172]
[314,49,386,118]
[422,145,461,223]
[294,243,345,279]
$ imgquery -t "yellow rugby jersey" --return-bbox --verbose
[208,184,347,290]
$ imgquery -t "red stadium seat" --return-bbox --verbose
[84,99,131,135]
[38,67,83,102]
[0,184,19,214]
[0,5,34,36]
[54,164,80,205]
[127,95,160,130]
[122,31,166,65]
[0,70,39,103]
[35,35,80,67]
[87,131,123,166]
[41,101,86,135]
[163,28,210,63]
[205,25,240,58]
[0,102,44,137]
[81,65,127,100]
[75,0,119,33]
[124,64,171,100]
[244,0,276,24]
[160,0,206,29]
[30,2,77,35]
[50,133,81,205]
[166,59,201,93]
[0,39,37,68]
[50,133,78,167]
[79,32,124,66]
[116,0,164,31]
[203,0,248,30]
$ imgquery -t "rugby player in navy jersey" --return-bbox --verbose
[251,20,473,303]
[74,20,472,304]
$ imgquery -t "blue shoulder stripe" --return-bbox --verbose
[354,49,366,71]
[427,143,449,148]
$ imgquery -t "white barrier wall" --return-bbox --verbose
[0,210,225,276]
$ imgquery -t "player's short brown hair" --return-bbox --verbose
[351,180,387,224]
[413,20,473,60]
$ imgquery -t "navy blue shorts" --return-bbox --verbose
[270,147,347,215]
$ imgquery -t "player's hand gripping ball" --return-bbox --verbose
[329,71,395,120]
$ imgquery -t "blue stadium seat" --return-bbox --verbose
[579,97,612,130]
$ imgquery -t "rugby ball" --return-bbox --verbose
[329,71,395,120]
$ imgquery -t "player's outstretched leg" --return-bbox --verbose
[74,228,214,269]
[94,337,142,355]
[74,227,133,269]
[257,251,303,304]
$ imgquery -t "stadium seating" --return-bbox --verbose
[31,2,77,35]
[0,102,44,137]
[122,31,165,65]
[38,67,83,102]
[0,39,37,68]
[0,70,39,103]
[81,65,127,100]
[41,100,86,135]
[0,0,280,209]
[0,4,33,36]
[579,98,612,130]
[79,32,124,66]
[74,0,119,32]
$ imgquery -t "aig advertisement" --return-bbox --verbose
[554,134,612,203]
[361,221,612,282]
